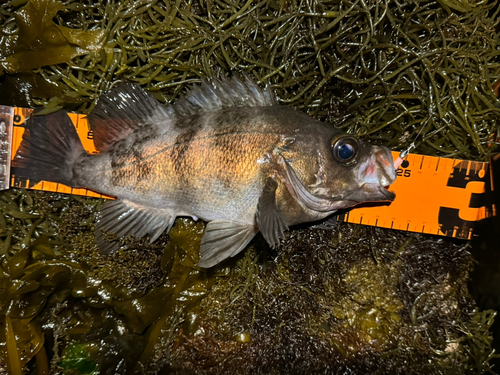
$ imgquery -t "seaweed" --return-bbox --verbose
[0,0,499,159]
[0,188,495,373]
[0,190,212,373]
[0,0,105,73]
[169,226,496,374]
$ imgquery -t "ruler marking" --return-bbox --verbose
[359,216,363,224]
[480,162,486,175]
[375,218,379,227]
[0,105,14,190]
[391,221,394,229]
[422,225,425,233]
[406,223,410,231]
[420,155,425,169]
[471,161,477,174]
[466,161,471,176]
[435,157,440,171]
[474,161,481,174]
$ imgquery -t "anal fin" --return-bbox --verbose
[197,220,257,268]
[96,199,175,254]
[256,177,289,248]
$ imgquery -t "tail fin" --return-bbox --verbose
[12,111,85,187]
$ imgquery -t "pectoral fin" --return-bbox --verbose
[256,177,289,248]
[197,220,257,268]
[96,199,176,254]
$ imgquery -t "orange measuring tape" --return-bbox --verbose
[4,107,496,240]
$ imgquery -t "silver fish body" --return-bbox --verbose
[14,76,397,267]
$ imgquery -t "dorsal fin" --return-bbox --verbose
[88,82,172,152]
[171,74,277,117]
[88,74,277,152]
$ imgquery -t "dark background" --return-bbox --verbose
[470,153,500,368]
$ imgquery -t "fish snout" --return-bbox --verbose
[360,146,397,186]
[351,145,396,202]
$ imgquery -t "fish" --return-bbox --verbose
[13,75,397,268]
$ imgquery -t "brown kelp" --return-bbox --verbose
[0,190,213,373]
[0,0,499,373]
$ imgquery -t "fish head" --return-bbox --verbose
[337,136,397,203]
[281,132,397,215]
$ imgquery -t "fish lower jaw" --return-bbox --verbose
[344,183,396,203]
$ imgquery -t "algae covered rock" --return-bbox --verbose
[168,225,494,374]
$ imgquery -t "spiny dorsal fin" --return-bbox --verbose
[172,74,277,117]
[88,82,171,152]
[88,74,277,152]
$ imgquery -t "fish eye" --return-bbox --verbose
[332,136,359,165]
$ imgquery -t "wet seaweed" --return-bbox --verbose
[0,0,499,159]
[169,226,495,374]
[0,190,212,373]
[0,188,495,373]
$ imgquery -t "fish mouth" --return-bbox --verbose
[284,159,395,213]
[345,183,396,202]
